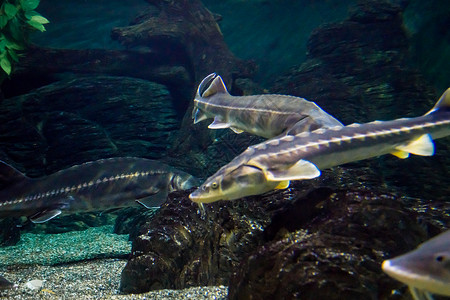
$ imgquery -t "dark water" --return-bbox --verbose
[0,0,449,298]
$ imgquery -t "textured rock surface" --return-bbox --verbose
[111,0,255,85]
[228,190,449,300]
[120,179,449,297]
[0,75,178,176]
[119,188,290,293]
[272,0,433,124]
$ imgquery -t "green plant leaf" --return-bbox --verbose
[4,3,18,19]
[0,15,8,28]
[5,38,24,50]
[7,49,19,62]
[1,57,12,75]
[30,15,49,24]
[9,17,24,42]
[25,10,38,19]
[20,0,40,11]
[27,19,46,32]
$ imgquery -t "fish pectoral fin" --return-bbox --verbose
[230,127,244,134]
[208,117,231,129]
[265,160,321,181]
[390,150,410,159]
[29,209,62,223]
[136,191,168,209]
[408,286,430,300]
[274,180,290,189]
[394,134,435,157]
[192,108,208,124]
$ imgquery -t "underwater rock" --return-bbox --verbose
[228,190,449,300]
[111,0,255,85]
[120,174,448,297]
[110,0,257,168]
[7,46,192,105]
[119,186,299,293]
[272,0,435,124]
[0,75,178,175]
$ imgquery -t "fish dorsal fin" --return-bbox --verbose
[201,75,229,98]
[197,73,217,97]
[208,116,231,129]
[264,159,321,181]
[425,87,450,115]
[395,134,435,156]
[0,160,29,188]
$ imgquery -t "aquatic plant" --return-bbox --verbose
[0,0,48,76]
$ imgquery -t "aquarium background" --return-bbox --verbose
[0,0,449,299]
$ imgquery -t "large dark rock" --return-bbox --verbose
[119,187,290,293]
[0,75,178,176]
[228,190,448,300]
[119,176,449,297]
[272,0,434,124]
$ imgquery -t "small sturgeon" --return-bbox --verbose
[382,230,450,300]
[190,88,450,203]
[192,73,343,139]
[0,157,199,223]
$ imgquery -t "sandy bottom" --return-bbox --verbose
[0,259,228,299]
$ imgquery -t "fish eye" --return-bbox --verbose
[435,254,447,262]
[211,182,219,189]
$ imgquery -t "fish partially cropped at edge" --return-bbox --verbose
[0,157,199,223]
[0,275,14,290]
[382,230,450,300]
[192,73,343,139]
[190,88,450,203]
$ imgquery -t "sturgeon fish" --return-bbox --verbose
[190,88,450,203]
[382,230,450,300]
[0,275,13,290]
[0,157,199,223]
[192,73,343,139]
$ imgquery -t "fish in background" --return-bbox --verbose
[190,88,450,203]
[382,230,450,300]
[0,157,199,223]
[192,73,343,139]
[0,275,14,290]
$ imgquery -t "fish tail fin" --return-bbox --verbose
[425,87,450,115]
[197,73,229,98]
[0,160,30,189]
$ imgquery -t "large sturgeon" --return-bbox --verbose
[0,157,198,223]
[192,73,343,139]
[190,88,450,203]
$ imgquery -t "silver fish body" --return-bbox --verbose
[382,230,450,300]
[190,88,450,203]
[192,73,343,138]
[0,157,199,223]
